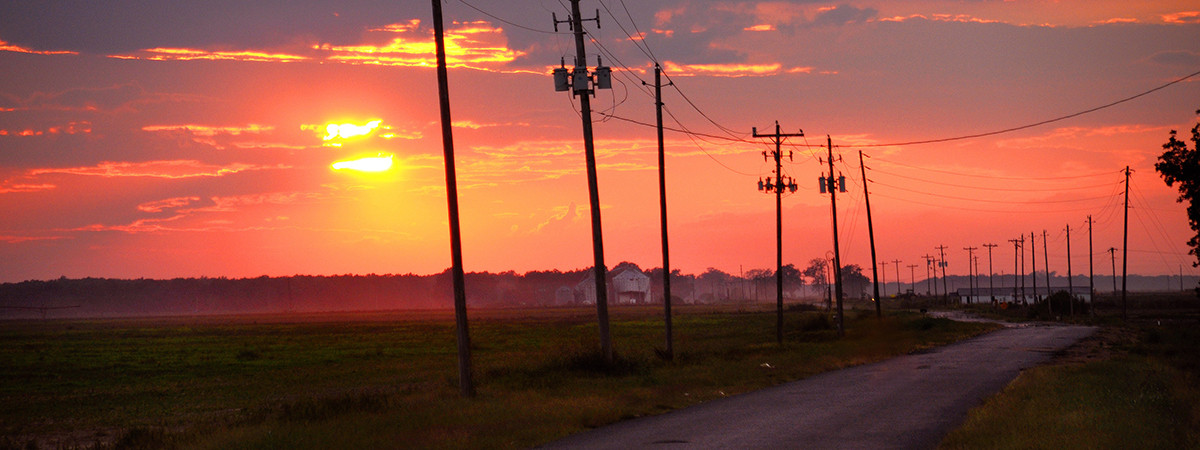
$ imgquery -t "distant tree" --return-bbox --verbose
[802,258,829,291]
[778,263,806,296]
[1155,108,1200,294]
[840,264,871,299]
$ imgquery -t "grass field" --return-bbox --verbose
[1,305,997,449]
[939,305,1200,449]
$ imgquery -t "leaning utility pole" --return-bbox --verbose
[821,136,846,336]
[552,0,614,362]
[646,64,674,360]
[431,0,473,397]
[935,245,949,302]
[983,243,998,304]
[754,122,802,344]
[859,151,881,318]
[1121,166,1130,321]
[964,246,978,304]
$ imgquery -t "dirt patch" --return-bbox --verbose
[1046,325,1137,366]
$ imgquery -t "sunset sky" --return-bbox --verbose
[1,1,1198,284]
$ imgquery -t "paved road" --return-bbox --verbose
[542,322,1096,449]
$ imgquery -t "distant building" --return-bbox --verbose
[575,266,652,305]
[956,286,1093,304]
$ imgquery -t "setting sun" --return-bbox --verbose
[331,153,394,172]
[324,119,382,141]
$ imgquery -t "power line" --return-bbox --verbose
[869,167,1122,192]
[860,69,1200,147]
[458,0,568,34]
[871,156,1118,181]
[870,180,1120,205]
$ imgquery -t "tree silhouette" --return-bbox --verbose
[1155,108,1200,294]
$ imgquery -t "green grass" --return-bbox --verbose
[0,306,997,449]
[940,320,1200,449]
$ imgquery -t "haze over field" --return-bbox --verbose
[1,1,1198,283]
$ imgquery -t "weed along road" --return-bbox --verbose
[541,322,1096,449]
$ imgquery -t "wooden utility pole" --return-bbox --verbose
[1088,216,1095,317]
[1108,247,1118,294]
[1030,232,1039,304]
[935,245,949,302]
[881,261,889,297]
[1042,229,1051,305]
[907,264,918,294]
[556,0,613,362]
[431,0,473,397]
[1009,238,1022,301]
[823,136,845,336]
[646,64,674,360]
[923,254,936,296]
[1066,224,1074,315]
[964,247,978,304]
[859,151,881,318]
[892,259,902,298]
[1122,166,1130,320]
[754,122,802,344]
[983,243,998,304]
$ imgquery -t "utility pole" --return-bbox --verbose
[881,261,889,297]
[645,64,674,360]
[922,254,936,296]
[1043,229,1051,305]
[1066,224,1074,316]
[432,0,473,397]
[1009,238,1022,302]
[1108,247,1118,294]
[893,259,902,298]
[553,0,615,362]
[820,136,846,336]
[1122,166,1131,321]
[1030,232,1039,304]
[859,151,881,318]
[907,264,918,295]
[935,245,949,303]
[754,122,801,344]
[964,247,978,304]
[1088,216,1095,317]
[983,243,998,304]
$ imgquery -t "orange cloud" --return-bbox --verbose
[0,40,77,55]
[1162,11,1200,24]
[142,124,274,136]
[316,20,526,71]
[0,121,92,136]
[28,160,288,179]
[0,183,56,194]
[879,14,1000,24]
[661,61,785,77]
[110,47,309,62]
[451,120,530,129]
[744,24,776,31]
[137,196,202,213]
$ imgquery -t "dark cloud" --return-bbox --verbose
[0,0,418,54]
[1149,50,1200,66]
[811,4,878,27]
[27,83,147,111]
